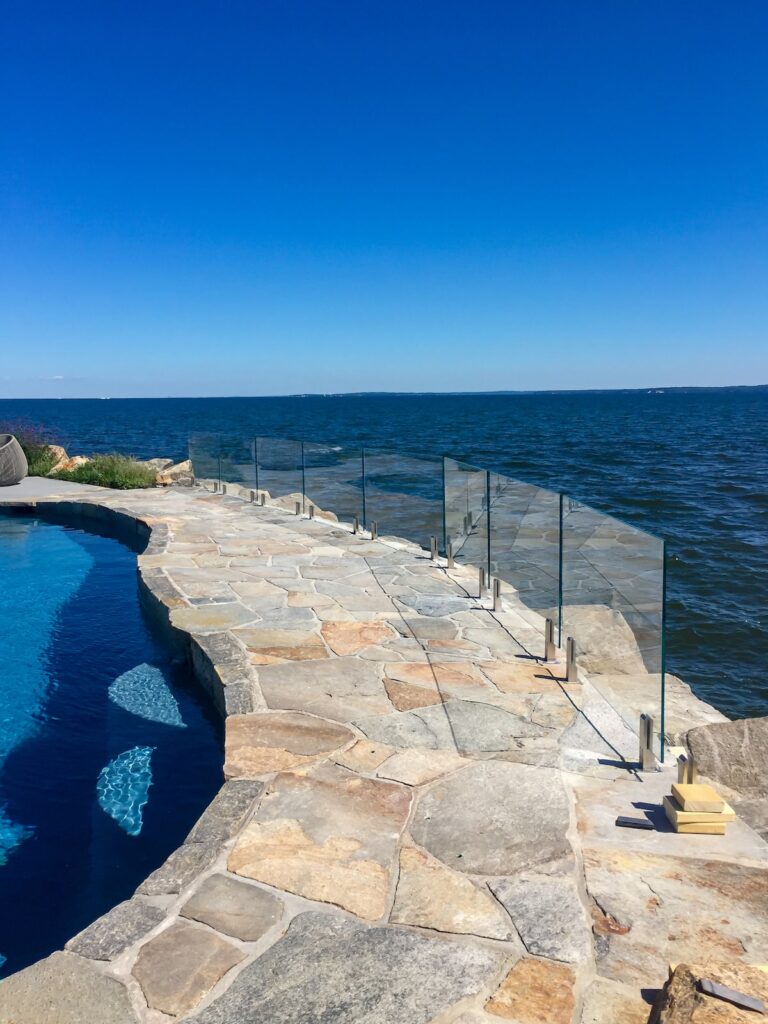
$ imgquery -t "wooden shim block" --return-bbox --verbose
[663,795,735,826]
[675,820,727,835]
[671,782,724,813]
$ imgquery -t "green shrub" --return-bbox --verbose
[53,453,156,490]
[0,420,60,477]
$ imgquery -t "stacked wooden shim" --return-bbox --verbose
[663,753,733,835]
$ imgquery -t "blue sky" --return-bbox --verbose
[1,1,767,397]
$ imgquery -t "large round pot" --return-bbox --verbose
[0,434,28,486]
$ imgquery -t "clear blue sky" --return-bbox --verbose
[1,1,767,397]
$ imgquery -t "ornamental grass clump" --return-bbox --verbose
[53,453,156,490]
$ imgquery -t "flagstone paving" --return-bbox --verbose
[0,479,764,1024]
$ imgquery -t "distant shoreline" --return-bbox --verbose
[2,384,767,402]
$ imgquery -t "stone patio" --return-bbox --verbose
[0,479,765,1024]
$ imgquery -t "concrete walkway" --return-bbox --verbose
[0,483,766,1024]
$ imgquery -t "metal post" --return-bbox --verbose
[430,536,438,560]
[221,483,227,495]
[295,501,301,516]
[566,637,578,682]
[492,577,501,611]
[544,617,556,662]
[213,480,219,493]
[371,520,378,540]
[249,489,256,503]
[479,566,487,597]
[353,515,360,534]
[447,540,454,568]
[308,505,315,519]
[260,492,266,507]
[677,752,696,785]
[639,713,656,772]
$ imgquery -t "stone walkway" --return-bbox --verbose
[0,482,766,1024]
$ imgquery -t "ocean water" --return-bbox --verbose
[1,390,766,720]
[0,514,222,975]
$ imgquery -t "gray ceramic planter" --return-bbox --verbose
[0,434,28,486]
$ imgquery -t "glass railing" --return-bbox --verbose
[188,433,667,760]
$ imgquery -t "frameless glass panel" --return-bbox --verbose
[362,448,444,551]
[302,442,363,525]
[488,473,561,644]
[188,433,221,486]
[561,498,665,759]
[256,437,303,502]
[443,457,489,575]
[219,436,257,493]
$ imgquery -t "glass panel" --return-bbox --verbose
[256,437,303,502]
[443,457,489,574]
[302,442,363,525]
[488,473,561,643]
[219,436,257,493]
[362,448,444,550]
[188,433,221,486]
[561,498,666,758]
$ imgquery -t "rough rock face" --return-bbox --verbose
[687,716,768,798]
[156,458,193,485]
[650,961,768,1023]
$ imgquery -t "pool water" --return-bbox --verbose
[0,514,222,976]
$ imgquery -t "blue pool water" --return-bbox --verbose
[0,514,222,976]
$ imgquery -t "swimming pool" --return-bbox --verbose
[0,513,222,976]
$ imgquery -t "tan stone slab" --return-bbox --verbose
[578,978,650,1024]
[258,658,393,722]
[335,739,395,773]
[321,620,396,655]
[228,764,411,920]
[377,749,468,786]
[485,958,576,1023]
[181,873,283,940]
[132,920,245,1017]
[225,711,354,777]
[480,659,561,694]
[385,677,442,711]
[391,847,515,940]
[170,602,258,632]
[288,592,335,608]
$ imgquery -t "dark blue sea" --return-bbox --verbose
[1,390,766,721]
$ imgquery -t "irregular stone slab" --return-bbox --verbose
[186,779,264,842]
[356,700,548,754]
[583,847,768,988]
[321,620,395,655]
[181,873,283,940]
[170,602,258,632]
[235,626,328,662]
[0,950,137,1023]
[485,958,576,1023]
[66,899,166,960]
[559,692,637,760]
[194,912,506,1024]
[335,739,395,773]
[578,978,650,1024]
[410,761,571,875]
[490,873,591,963]
[405,596,469,617]
[228,763,411,919]
[385,676,443,710]
[398,616,459,640]
[137,841,219,895]
[377,748,468,786]
[132,919,245,1017]
[258,658,392,722]
[687,715,768,798]
[479,658,558,693]
[652,961,768,1024]
[224,710,354,777]
[392,847,515,940]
